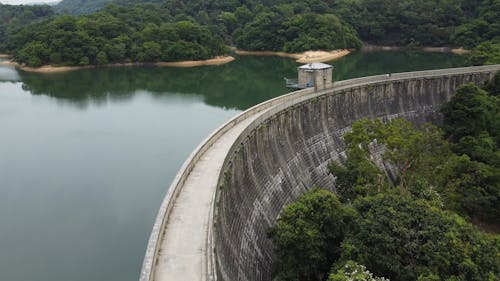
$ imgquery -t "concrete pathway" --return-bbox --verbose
[153,111,266,281]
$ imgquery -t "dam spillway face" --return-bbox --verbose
[213,71,494,281]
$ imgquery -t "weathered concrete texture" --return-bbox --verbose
[214,70,497,281]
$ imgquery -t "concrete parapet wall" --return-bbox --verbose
[213,65,500,281]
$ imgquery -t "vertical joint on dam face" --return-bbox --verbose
[213,66,500,281]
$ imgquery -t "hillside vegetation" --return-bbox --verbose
[0,4,54,51]
[54,0,164,15]
[3,0,500,66]
[6,5,228,67]
[54,0,499,46]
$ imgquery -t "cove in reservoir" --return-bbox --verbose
[0,51,466,281]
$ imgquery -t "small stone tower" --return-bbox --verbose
[298,62,333,91]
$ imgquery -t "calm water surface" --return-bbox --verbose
[0,52,466,281]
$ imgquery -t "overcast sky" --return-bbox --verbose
[1,0,59,4]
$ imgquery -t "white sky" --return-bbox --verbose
[1,0,60,4]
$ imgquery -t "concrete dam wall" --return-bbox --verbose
[139,65,500,281]
[213,66,499,281]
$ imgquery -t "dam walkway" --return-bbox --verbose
[140,65,500,281]
[153,113,261,281]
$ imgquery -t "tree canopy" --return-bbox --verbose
[267,188,354,281]
[233,12,362,52]
[270,189,499,281]
[6,5,228,67]
[0,4,54,51]
[342,193,498,281]
[3,0,499,66]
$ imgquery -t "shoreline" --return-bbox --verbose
[0,56,235,73]
[361,44,471,55]
[235,49,352,63]
[0,44,471,74]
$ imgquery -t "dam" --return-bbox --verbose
[140,64,500,281]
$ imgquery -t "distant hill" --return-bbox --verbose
[55,0,112,15]
[55,0,163,15]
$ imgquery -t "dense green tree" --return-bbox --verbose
[7,6,228,66]
[436,82,500,222]
[218,12,238,33]
[79,56,90,65]
[439,155,500,222]
[453,19,491,49]
[469,41,500,65]
[328,119,389,202]
[0,4,54,51]
[340,194,499,281]
[452,0,500,48]
[329,106,500,222]
[267,188,354,281]
[453,132,500,165]
[140,41,161,62]
[234,5,253,25]
[234,12,361,52]
[282,14,362,52]
[331,118,451,197]
[96,51,108,64]
[233,12,285,51]
[271,190,499,281]
[56,0,114,15]
[328,146,386,202]
[441,84,498,142]
[16,41,50,67]
[349,0,467,46]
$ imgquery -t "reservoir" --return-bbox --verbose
[0,52,466,281]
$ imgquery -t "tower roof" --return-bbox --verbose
[298,62,333,70]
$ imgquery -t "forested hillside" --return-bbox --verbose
[54,0,163,15]
[210,0,498,47]
[6,5,228,67]
[54,0,499,47]
[55,0,112,15]
[0,4,55,51]
[5,0,500,66]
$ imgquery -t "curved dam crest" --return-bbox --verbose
[140,65,500,281]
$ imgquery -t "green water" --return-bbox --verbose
[0,51,466,281]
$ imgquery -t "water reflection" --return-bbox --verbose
[16,56,298,110]
[11,52,467,110]
[331,51,469,79]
